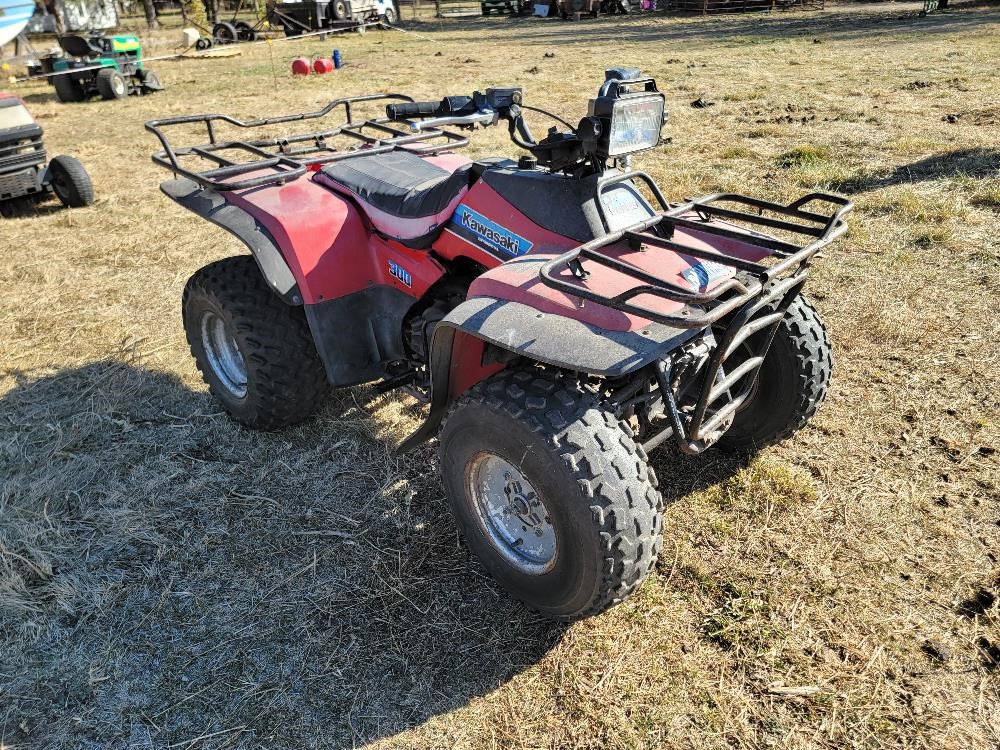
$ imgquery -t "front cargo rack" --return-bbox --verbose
[539,172,853,455]
[145,93,471,192]
[539,171,853,330]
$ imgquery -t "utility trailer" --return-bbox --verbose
[267,0,398,35]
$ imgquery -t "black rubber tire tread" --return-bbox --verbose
[440,368,664,620]
[95,68,126,100]
[212,21,238,42]
[48,155,94,207]
[52,74,85,102]
[182,256,330,430]
[718,294,832,452]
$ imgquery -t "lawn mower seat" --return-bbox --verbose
[57,35,105,58]
[316,150,472,248]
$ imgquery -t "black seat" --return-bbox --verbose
[317,150,472,247]
[58,35,105,59]
[320,150,471,218]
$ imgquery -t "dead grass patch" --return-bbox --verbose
[2,5,999,750]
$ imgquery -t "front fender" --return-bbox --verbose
[397,295,696,452]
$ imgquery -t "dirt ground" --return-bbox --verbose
[1,3,998,749]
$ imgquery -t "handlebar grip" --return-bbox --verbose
[386,101,442,120]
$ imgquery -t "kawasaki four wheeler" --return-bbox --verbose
[51,33,163,102]
[146,69,851,620]
[0,93,94,211]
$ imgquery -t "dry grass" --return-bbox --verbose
[2,4,1000,749]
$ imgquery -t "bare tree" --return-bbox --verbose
[141,0,160,28]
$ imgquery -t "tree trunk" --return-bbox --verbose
[44,0,65,35]
[141,0,160,28]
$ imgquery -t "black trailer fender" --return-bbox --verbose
[160,177,302,305]
[398,295,697,452]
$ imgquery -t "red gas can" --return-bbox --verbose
[291,57,311,76]
[312,58,334,74]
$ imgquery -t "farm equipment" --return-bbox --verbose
[146,69,852,620]
[50,33,163,102]
[0,92,93,210]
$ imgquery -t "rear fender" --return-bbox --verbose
[161,178,302,304]
[397,294,697,452]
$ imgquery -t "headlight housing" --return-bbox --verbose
[606,95,665,156]
[587,71,667,161]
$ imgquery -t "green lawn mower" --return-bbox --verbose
[50,34,163,103]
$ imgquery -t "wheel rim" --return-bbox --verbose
[385,8,395,22]
[466,452,557,574]
[200,311,248,398]
[50,168,69,202]
[113,76,125,96]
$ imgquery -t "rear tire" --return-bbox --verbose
[96,68,127,100]
[48,155,94,208]
[52,74,85,102]
[182,256,330,430]
[718,294,833,452]
[439,368,664,620]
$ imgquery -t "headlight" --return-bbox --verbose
[606,95,664,156]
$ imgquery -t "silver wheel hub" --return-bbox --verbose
[200,311,247,398]
[466,453,557,574]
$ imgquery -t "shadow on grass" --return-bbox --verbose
[831,147,1000,194]
[0,195,67,218]
[414,3,995,46]
[0,361,565,749]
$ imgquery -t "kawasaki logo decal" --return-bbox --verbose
[451,204,533,258]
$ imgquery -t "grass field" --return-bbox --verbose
[2,4,999,748]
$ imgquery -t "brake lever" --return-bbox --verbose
[410,110,498,132]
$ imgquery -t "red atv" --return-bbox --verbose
[147,69,851,620]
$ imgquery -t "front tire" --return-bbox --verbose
[718,294,833,451]
[48,155,94,207]
[96,68,128,100]
[439,369,664,620]
[182,256,330,430]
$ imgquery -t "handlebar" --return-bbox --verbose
[385,101,443,120]
[410,110,498,132]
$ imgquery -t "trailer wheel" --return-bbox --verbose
[52,74,85,103]
[439,368,664,620]
[96,68,128,99]
[234,20,256,40]
[48,155,94,208]
[212,21,239,43]
[718,295,832,452]
[329,0,349,20]
[195,37,213,50]
[183,256,331,431]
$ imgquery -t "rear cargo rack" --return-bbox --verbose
[540,173,853,455]
[145,93,471,192]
